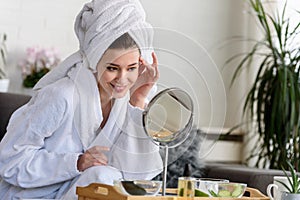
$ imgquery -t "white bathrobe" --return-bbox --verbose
[0,67,162,200]
[0,0,163,199]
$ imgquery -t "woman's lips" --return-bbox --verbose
[111,83,127,93]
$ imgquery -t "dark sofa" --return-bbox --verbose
[203,162,285,195]
[0,92,31,141]
[0,92,284,195]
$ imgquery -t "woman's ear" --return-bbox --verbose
[138,59,145,75]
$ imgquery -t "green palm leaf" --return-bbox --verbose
[229,0,300,170]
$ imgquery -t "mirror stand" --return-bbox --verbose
[161,145,169,196]
[142,87,194,196]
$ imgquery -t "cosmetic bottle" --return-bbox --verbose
[177,163,195,197]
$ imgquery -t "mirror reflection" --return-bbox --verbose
[143,87,193,147]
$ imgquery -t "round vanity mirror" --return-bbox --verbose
[142,87,194,196]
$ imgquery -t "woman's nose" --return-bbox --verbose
[116,70,127,82]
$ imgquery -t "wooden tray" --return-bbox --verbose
[76,183,270,200]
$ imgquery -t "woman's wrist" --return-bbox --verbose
[77,154,84,172]
[129,96,146,109]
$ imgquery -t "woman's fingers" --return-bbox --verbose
[88,146,109,154]
[77,146,110,171]
[89,153,108,165]
[152,52,158,66]
[152,52,159,80]
[87,146,109,163]
[139,52,159,79]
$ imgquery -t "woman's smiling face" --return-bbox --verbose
[96,48,140,99]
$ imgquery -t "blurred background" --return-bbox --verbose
[0,0,299,163]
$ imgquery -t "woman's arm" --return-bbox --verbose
[0,86,81,188]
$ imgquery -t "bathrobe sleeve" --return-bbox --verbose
[109,102,163,180]
[0,86,81,188]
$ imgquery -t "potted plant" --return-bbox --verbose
[19,46,61,88]
[277,161,300,199]
[230,0,300,170]
[0,33,9,92]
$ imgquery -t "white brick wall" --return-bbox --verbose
[0,0,87,93]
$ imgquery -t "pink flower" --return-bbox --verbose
[19,46,61,77]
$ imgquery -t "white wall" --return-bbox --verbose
[0,0,249,134]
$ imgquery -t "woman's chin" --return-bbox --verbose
[112,91,127,99]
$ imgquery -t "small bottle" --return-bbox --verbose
[183,163,192,177]
[177,163,195,197]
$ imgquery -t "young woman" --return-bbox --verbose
[0,0,162,199]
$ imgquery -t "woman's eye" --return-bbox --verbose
[128,67,137,71]
[106,66,118,71]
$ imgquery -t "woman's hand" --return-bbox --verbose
[77,146,109,172]
[130,52,159,108]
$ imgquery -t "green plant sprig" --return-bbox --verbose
[276,161,300,194]
[0,33,7,79]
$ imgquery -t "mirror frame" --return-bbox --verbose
[142,87,194,147]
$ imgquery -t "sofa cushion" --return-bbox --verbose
[0,92,31,141]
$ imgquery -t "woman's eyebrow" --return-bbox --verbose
[106,62,138,67]
[128,62,138,67]
[106,63,120,67]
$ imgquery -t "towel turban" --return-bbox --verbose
[75,0,153,71]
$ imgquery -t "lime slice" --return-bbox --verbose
[232,184,243,197]
[218,190,231,197]
[195,189,209,197]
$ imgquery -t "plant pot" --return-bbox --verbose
[0,78,9,92]
[281,192,300,200]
